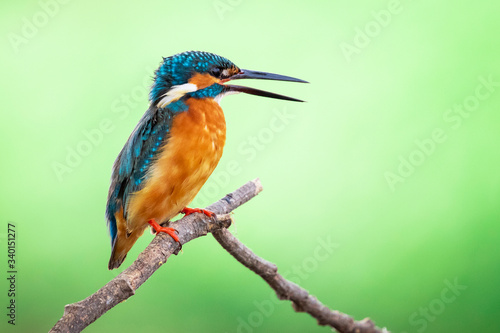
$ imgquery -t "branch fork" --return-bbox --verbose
[50,179,388,333]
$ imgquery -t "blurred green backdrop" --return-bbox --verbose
[1,0,499,332]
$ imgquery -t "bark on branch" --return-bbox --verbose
[213,228,388,333]
[50,179,388,333]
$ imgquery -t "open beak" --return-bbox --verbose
[224,69,308,102]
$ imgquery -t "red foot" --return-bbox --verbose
[181,207,215,218]
[148,219,180,244]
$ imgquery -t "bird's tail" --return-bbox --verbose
[108,230,143,270]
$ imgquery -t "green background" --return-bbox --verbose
[1,0,499,332]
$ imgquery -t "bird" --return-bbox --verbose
[106,51,306,269]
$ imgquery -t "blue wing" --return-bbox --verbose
[105,105,177,246]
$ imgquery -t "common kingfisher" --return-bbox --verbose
[106,51,306,269]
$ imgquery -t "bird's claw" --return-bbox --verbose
[181,207,216,218]
[148,219,180,243]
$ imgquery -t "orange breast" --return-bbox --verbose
[125,98,226,233]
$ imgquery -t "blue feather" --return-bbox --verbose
[106,104,180,245]
[189,84,225,99]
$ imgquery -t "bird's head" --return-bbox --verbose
[150,51,307,109]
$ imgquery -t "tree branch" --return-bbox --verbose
[50,178,388,333]
[213,228,388,333]
[50,179,262,333]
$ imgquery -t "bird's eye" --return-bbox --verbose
[210,67,222,77]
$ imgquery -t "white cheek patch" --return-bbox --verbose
[157,83,198,108]
[214,90,239,105]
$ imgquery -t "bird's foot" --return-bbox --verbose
[181,207,215,217]
[148,219,181,249]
